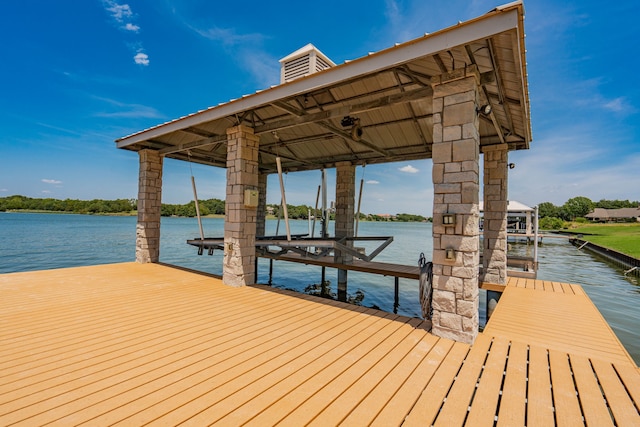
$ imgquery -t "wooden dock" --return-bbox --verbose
[1,263,638,425]
[262,253,537,281]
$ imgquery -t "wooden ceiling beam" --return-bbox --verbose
[159,135,227,155]
[259,86,433,135]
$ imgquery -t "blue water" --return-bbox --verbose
[1,212,638,363]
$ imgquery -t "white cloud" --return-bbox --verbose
[42,179,62,185]
[0,188,8,192]
[124,23,140,32]
[399,165,419,173]
[133,52,149,66]
[93,96,163,119]
[41,190,51,194]
[366,180,380,185]
[603,97,628,113]
[193,26,265,46]
[104,1,133,22]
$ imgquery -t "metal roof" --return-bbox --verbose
[116,1,531,174]
[480,200,534,213]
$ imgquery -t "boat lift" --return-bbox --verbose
[187,235,394,263]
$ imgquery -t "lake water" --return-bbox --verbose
[1,212,638,364]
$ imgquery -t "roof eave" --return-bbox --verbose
[116,2,527,150]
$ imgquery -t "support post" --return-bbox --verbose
[430,67,481,344]
[256,172,268,284]
[256,172,267,238]
[136,149,163,263]
[223,125,259,287]
[334,161,355,302]
[481,144,509,285]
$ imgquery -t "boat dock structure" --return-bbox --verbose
[2,2,639,425]
[1,262,638,425]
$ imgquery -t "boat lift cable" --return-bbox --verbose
[355,164,366,237]
[311,184,321,238]
[273,132,291,241]
[188,151,205,242]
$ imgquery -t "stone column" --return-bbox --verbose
[430,68,481,344]
[334,161,355,301]
[223,125,259,287]
[256,172,268,238]
[136,149,163,263]
[481,144,509,285]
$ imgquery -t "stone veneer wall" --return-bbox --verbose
[223,125,259,287]
[482,144,509,285]
[334,162,355,299]
[430,69,480,344]
[136,149,163,263]
[256,173,268,238]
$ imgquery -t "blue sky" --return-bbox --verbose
[1,0,638,216]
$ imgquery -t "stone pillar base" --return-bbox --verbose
[136,149,163,263]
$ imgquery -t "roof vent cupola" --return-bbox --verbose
[279,43,335,84]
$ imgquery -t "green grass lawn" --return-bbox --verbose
[569,223,640,259]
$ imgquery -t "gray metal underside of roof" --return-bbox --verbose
[116,4,531,175]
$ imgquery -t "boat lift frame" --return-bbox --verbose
[187,235,394,263]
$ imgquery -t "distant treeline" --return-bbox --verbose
[0,195,136,214]
[538,197,639,229]
[0,195,429,222]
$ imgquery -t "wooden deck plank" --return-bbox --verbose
[570,355,615,427]
[340,333,444,426]
[117,310,397,426]
[190,317,425,427]
[548,349,583,426]
[1,263,638,427]
[259,318,421,426]
[0,279,312,389]
[484,286,635,364]
[207,319,428,427]
[396,341,470,426]
[238,315,414,427]
[465,337,510,426]
[590,358,640,426]
[104,301,382,425]
[430,334,493,426]
[527,345,555,427]
[614,363,640,409]
[305,327,432,426]
[496,340,528,427]
[4,291,354,425]
[368,339,462,426]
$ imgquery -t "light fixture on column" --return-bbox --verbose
[476,104,492,116]
[443,213,456,226]
[508,163,515,169]
[445,248,456,260]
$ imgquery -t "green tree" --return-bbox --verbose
[537,202,558,218]
[562,196,593,220]
[539,217,565,230]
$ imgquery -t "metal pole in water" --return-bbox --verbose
[191,176,205,241]
[355,171,364,237]
[533,205,539,275]
[276,157,291,241]
[311,185,320,238]
[321,169,327,286]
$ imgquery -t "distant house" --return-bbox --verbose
[480,200,535,234]
[586,207,640,222]
[376,213,396,220]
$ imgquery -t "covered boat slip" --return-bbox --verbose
[1,263,638,426]
[117,1,533,342]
